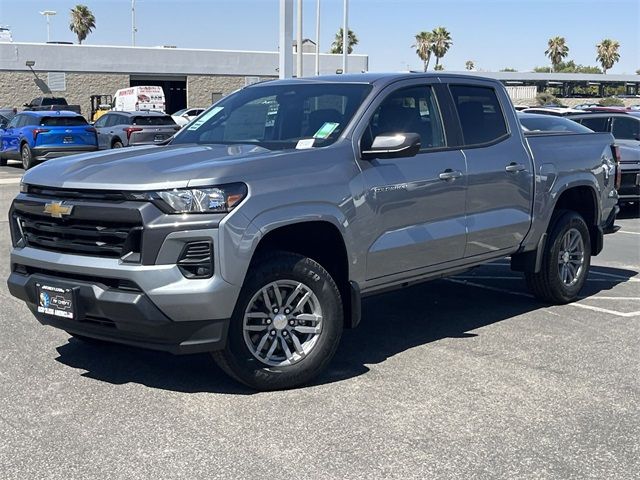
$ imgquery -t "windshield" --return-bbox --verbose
[519,115,593,134]
[172,82,372,150]
[172,108,188,116]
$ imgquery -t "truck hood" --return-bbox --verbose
[22,143,277,190]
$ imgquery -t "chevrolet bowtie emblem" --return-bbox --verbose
[43,201,73,218]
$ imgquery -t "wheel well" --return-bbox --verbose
[553,186,601,255]
[252,221,356,328]
[554,186,597,227]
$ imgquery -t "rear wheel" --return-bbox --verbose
[525,210,591,304]
[21,144,34,170]
[112,140,124,149]
[213,252,343,391]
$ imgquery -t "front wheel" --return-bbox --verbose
[21,144,34,170]
[213,252,343,391]
[525,210,591,304]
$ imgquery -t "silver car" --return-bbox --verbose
[94,111,180,149]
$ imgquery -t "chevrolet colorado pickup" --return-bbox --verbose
[8,74,620,390]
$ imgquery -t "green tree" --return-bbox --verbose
[533,61,601,74]
[536,92,562,106]
[69,4,96,44]
[500,67,518,72]
[330,28,358,54]
[465,60,475,71]
[412,31,433,72]
[596,39,621,74]
[430,27,452,70]
[545,36,569,72]
[636,69,640,75]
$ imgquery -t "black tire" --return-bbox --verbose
[21,143,34,170]
[525,210,591,304]
[213,252,343,391]
[112,140,124,149]
[67,332,111,346]
[0,157,7,167]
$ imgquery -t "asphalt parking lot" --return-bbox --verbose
[0,171,638,480]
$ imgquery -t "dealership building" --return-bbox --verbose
[0,42,369,116]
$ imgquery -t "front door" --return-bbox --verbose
[447,83,533,257]
[358,83,468,280]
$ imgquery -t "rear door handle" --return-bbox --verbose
[505,163,526,173]
[438,169,463,181]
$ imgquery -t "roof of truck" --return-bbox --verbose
[250,72,500,86]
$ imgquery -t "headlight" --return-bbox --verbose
[150,183,247,214]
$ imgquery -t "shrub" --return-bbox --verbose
[598,97,625,107]
[536,92,563,106]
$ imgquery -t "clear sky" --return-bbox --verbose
[1,0,638,74]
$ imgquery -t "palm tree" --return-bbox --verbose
[412,31,433,72]
[330,28,358,54]
[465,60,475,71]
[545,36,569,72]
[596,39,621,74]
[431,27,452,70]
[69,4,96,44]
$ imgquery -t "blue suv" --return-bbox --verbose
[0,110,98,169]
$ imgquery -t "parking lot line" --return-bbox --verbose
[0,178,21,185]
[455,275,639,283]
[446,278,640,318]
[618,230,640,235]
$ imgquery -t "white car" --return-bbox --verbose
[172,108,206,127]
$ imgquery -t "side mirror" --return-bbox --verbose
[362,133,421,160]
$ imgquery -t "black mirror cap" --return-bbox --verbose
[362,132,421,160]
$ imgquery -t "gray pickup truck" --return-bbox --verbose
[7,73,620,390]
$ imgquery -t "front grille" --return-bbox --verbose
[16,214,142,258]
[25,185,129,202]
[619,171,640,196]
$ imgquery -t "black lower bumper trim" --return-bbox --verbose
[7,272,229,354]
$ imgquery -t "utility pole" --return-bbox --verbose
[39,11,56,43]
[315,0,320,76]
[279,0,293,79]
[131,0,137,47]
[342,0,348,73]
[296,0,303,78]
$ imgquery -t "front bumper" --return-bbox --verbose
[8,269,229,354]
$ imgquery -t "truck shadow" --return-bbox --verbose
[54,264,638,393]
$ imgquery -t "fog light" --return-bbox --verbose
[177,241,213,279]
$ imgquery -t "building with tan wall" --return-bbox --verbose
[0,42,369,116]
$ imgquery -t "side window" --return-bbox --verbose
[578,117,609,132]
[449,85,509,146]
[611,117,640,140]
[18,115,33,128]
[7,115,20,128]
[94,115,108,128]
[363,85,445,151]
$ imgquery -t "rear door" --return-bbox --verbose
[611,116,640,148]
[447,81,533,257]
[357,80,468,280]
[1,114,22,158]
[93,114,110,149]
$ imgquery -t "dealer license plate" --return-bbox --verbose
[36,283,75,319]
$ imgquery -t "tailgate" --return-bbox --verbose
[130,126,178,144]
[34,126,97,148]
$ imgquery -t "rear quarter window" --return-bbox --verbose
[132,116,176,126]
[449,85,509,146]
[40,116,88,127]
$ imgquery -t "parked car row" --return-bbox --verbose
[0,109,189,169]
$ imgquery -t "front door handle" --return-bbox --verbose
[439,169,463,181]
[505,163,526,173]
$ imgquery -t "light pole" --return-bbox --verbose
[315,0,320,76]
[39,10,56,43]
[342,0,348,73]
[279,0,293,79]
[296,0,303,78]
[131,0,137,46]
